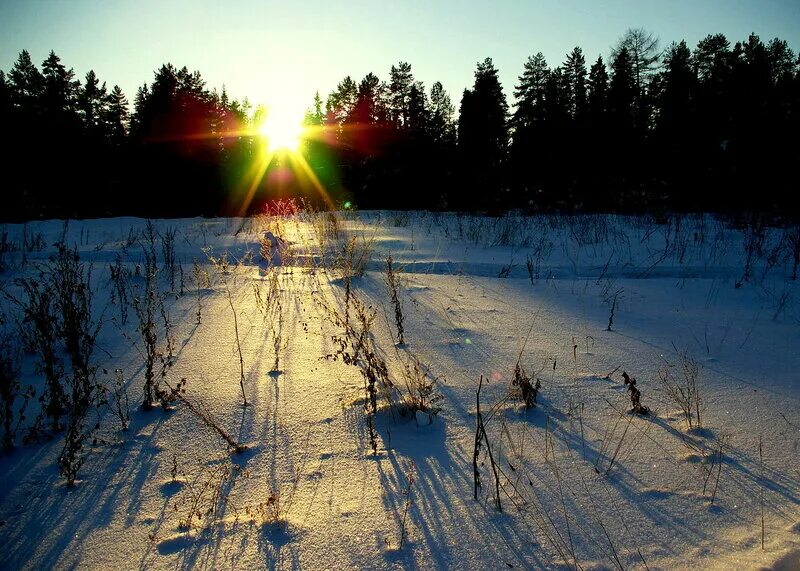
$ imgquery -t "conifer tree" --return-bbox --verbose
[512,52,549,130]
[9,50,44,109]
[407,81,429,132]
[304,91,325,126]
[389,61,413,128]
[457,58,509,210]
[326,76,357,128]
[104,85,129,144]
[587,56,609,117]
[79,70,108,133]
[40,51,80,117]
[563,47,587,119]
[429,81,455,145]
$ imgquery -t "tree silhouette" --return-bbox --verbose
[428,81,456,146]
[458,58,509,210]
[613,28,660,111]
[389,62,414,128]
[0,32,798,220]
[563,47,588,119]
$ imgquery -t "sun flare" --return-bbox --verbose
[257,109,304,152]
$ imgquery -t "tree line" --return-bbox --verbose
[1,29,798,220]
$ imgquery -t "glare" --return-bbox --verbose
[257,109,304,152]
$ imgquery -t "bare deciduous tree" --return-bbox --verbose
[612,28,661,98]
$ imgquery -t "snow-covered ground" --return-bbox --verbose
[0,211,798,570]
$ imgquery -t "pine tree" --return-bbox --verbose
[326,76,357,127]
[8,50,44,109]
[351,73,383,125]
[389,62,413,128]
[694,34,732,84]
[766,38,796,85]
[40,51,80,117]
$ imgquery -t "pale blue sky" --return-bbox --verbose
[2,0,798,120]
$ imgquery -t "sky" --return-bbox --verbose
[1,0,799,122]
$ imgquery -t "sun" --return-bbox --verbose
[257,109,304,152]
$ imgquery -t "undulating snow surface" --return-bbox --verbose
[0,211,799,570]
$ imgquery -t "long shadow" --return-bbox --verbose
[371,412,554,570]
[0,407,170,569]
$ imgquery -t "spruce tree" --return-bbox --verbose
[407,81,429,132]
[563,47,587,119]
[304,92,325,126]
[512,53,549,130]
[104,85,129,144]
[79,70,108,134]
[587,56,609,117]
[457,57,509,210]
[429,81,455,145]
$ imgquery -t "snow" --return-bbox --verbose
[0,211,799,570]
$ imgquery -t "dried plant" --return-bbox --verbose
[109,254,129,324]
[207,251,249,406]
[175,460,232,531]
[510,362,541,409]
[622,371,649,415]
[0,335,33,451]
[131,244,173,410]
[160,225,178,292]
[658,348,703,431]
[401,357,443,419]
[109,369,131,431]
[4,275,65,431]
[192,260,210,325]
[0,227,17,273]
[398,460,416,549]
[48,243,103,485]
[338,234,374,280]
[384,255,405,345]
[606,288,624,331]
[473,376,502,511]
[166,377,245,453]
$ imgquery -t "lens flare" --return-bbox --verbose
[257,111,303,152]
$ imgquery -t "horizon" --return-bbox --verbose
[2,0,799,121]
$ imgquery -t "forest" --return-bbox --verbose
[1,29,798,220]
